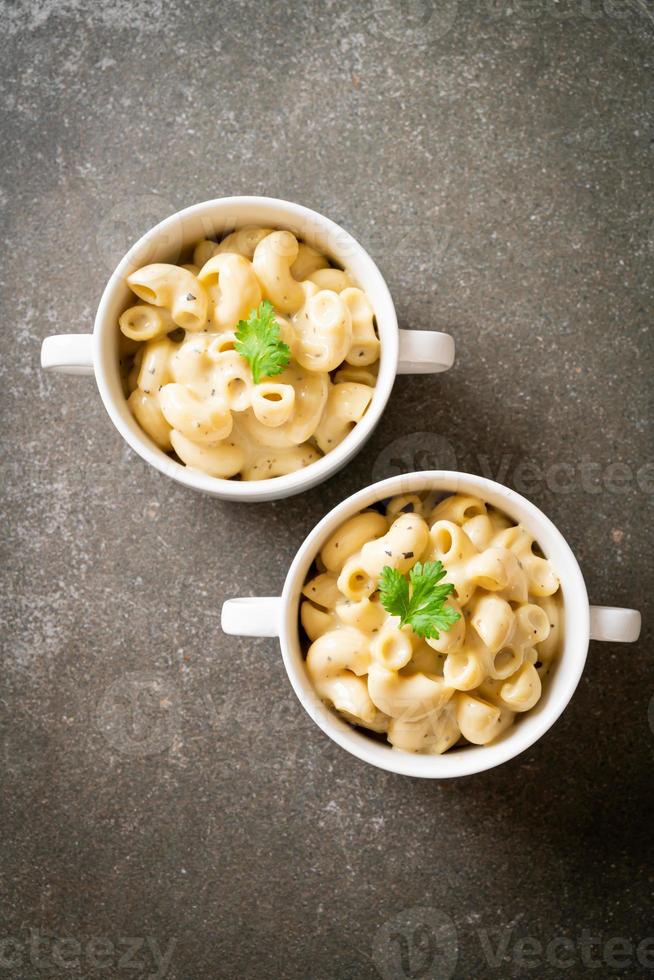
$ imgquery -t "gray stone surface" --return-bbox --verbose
[1,1,653,977]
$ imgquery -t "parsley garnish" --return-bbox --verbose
[234,300,290,384]
[378,561,461,639]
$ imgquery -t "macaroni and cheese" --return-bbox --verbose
[118,228,380,480]
[302,492,562,754]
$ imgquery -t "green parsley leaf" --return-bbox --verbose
[378,566,410,621]
[234,300,291,384]
[378,560,460,639]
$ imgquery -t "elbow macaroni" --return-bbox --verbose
[119,227,379,480]
[302,492,563,755]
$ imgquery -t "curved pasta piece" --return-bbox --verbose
[274,314,299,360]
[533,593,562,668]
[385,494,425,521]
[499,662,542,712]
[341,287,380,366]
[320,511,388,573]
[306,627,376,723]
[480,550,527,602]
[127,390,172,450]
[333,365,378,387]
[127,264,208,331]
[290,279,318,330]
[367,663,454,721]
[424,597,465,655]
[193,239,219,267]
[370,622,415,671]
[159,383,233,444]
[335,596,387,633]
[125,355,142,394]
[430,494,487,526]
[487,646,523,681]
[209,350,253,413]
[492,526,560,597]
[314,382,374,454]
[428,520,479,604]
[461,514,494,550]
[469,548,528,604]
[170,430,244,478]
[387,702,460,754]
[216,226,273,259]
[301,572,341,610]
[487,603,551,680]
[458,507,512,549]
[136,337,176,393]
[294,290,353,373]
[300,601,335,642]
[513,603,551,647]
[291,242,328,281]
[478,655,542,712]
[206,332,238,357]
[239,364,328,448]
[253,230,304,313]
[337,557,377,602]
[469,594,515,654]
[241,442,321,480]
[360,512,431,578]
[307,268,354,292]
[454,692,515,745]
[119,304,175,342]
[250,383,295,427]
[169,334,214,386]
[443,644,489,691]
[340,708,391,735]
[404,641,443,677]
[198,252,262,331]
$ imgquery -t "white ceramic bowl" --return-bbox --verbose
[40,197,455,502]
[221,471,641,778]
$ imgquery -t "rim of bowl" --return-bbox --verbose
[93,196,399,500]
[280,471,590,778]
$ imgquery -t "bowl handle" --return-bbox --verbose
[221,597,282,637]
[41,334,94,375]
[589,605,641,643]
[397,329,455,374]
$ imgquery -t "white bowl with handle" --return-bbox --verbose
[221,471,642,777]
[40,197,455,502]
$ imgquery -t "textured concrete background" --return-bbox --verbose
[2,1,653,977]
